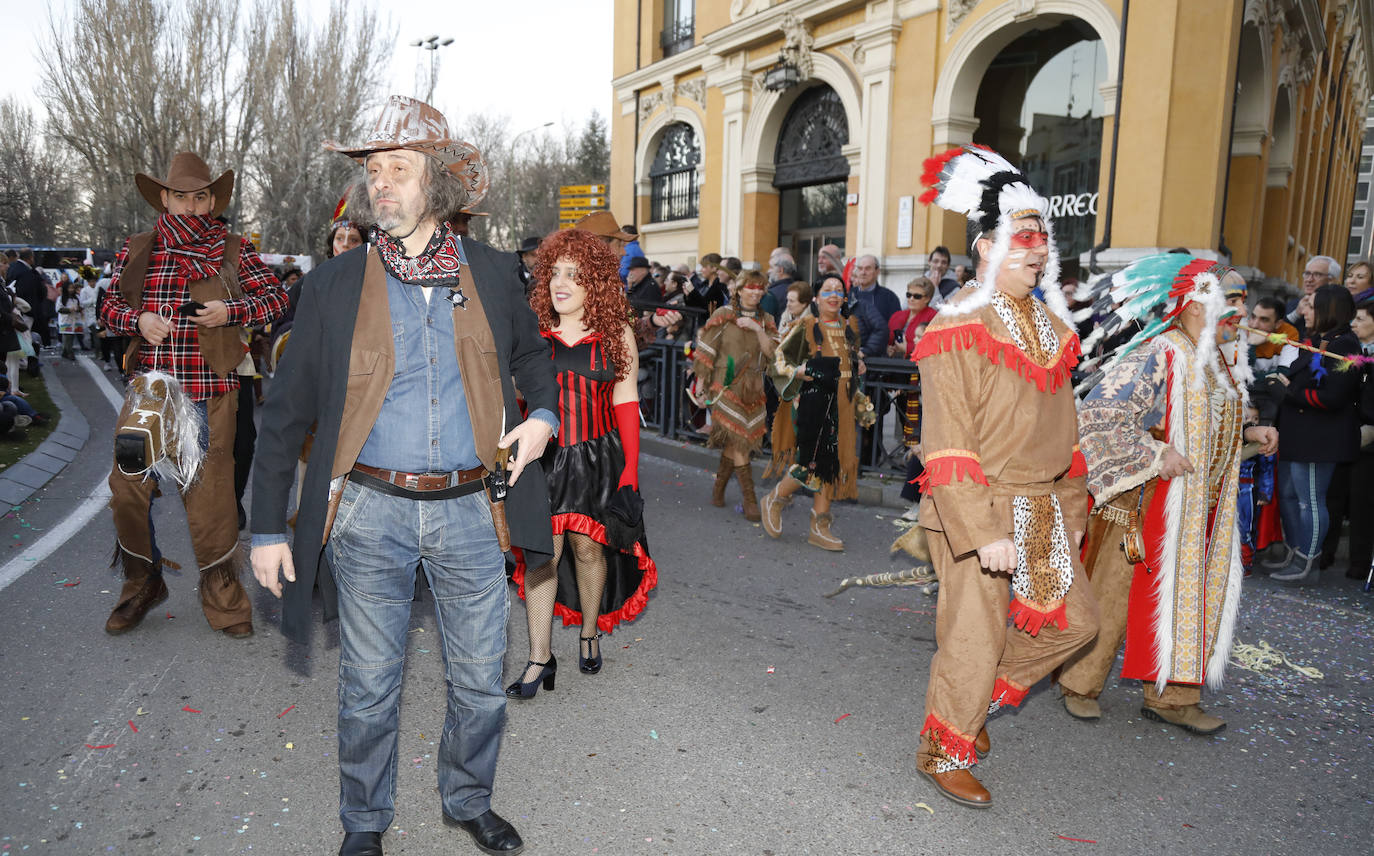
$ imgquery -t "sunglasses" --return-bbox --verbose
[818,289,844,298]
[907,292,930,299]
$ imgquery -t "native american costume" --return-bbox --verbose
[694,303,778,517]
[912,145,1097,776]
[1060,254,1249,712]
[766,313,868,500]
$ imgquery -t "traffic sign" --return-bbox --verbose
[558,209,600,221]
[559,184,607,195]
[559,197,605,208]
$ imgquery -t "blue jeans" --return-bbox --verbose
[327,481,509,832]
[1277,460,1336,557]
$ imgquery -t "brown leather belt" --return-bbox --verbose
[352,463,485,493]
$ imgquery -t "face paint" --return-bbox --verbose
[1010,229,1049,250]
[1005,248,1029,270]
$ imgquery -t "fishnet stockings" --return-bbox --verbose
[519,532,608,683]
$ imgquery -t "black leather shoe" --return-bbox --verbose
[339,830,383,856]
[443,809,524,855]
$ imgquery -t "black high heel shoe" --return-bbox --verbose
[505,655,556,699]
[579,633,603,674]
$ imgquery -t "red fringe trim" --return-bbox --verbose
[990,677,1030,708]
[920,712,978,766]
[914,453,988,495]
[511,512,658,634]
[1065,448,1088,480]
[913,322,1081,394]
[1008,595,1068,637]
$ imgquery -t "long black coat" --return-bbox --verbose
[1276,330,1362,463]
[251,237,559,644]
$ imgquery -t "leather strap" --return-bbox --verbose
[352,463,485,492]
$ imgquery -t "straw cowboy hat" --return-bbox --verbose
[324,95,489,208]
[134,152,235,217]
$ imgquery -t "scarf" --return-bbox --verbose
[155,214,226,281]
[370,221,464,289]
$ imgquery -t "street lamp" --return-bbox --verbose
[507,121,555,245]
[409,35,454,103]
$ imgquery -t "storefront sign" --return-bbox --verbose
[1046,192,1099,219]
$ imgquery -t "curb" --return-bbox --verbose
[641,434,912,510]
[0,366,90,506]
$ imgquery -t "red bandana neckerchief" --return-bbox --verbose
[155,214,226,281]
[370,221,464,289]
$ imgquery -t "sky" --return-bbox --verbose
[4,0,615,138]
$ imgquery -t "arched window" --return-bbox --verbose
[773,85,849,188]
[649,123,700,222]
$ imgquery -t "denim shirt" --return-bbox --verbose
[252,256,557,547]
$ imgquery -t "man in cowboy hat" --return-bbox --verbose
[97,151,287,639]
[250,95,557,856]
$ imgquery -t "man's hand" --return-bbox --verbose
[499,418,554,486]
[1159,445,1195,480]
[137,311,171,345]
[1245,425,1279,456]
[251,543,295,599]
[190,299,230,327]
[977,538,1017,574]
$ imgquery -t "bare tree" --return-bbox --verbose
[0,98,77,244]
[39,0,391,251]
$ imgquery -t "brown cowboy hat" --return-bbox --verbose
[574,210,634,242]
[324,95,489,208]
[134,152,234,217]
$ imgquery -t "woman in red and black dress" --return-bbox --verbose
[508,229,658,699]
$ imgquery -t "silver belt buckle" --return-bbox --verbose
[404,473,420,490]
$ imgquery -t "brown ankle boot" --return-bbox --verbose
[105,552,169,635]
[711,456,734,507]
[808,510,844,551]
[735,464,761,521]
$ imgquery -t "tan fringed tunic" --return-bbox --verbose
[693,306,778,455]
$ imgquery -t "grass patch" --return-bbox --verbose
[0,370,60,470]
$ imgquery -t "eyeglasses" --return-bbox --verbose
[907,292,930,300]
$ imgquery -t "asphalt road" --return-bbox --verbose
[0,356,1369,855]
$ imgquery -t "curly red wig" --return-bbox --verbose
[529,229,633,380]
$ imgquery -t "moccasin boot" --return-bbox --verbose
[735,464,761,521]
[974,726,990,759]
[1271,551,1318,585]
[1062,689,1102,721]
[105,553,169,635]
[711,456,733,507]
[919,767,992,809]
[808,510,844,551]
[1141,703,1225,735]
[1259,543,1294,569]
[761,485,790,538]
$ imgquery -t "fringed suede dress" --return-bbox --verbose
[693,306,778,455]
[512,332,658,632]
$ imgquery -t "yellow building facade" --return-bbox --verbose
[610,0,1372,291]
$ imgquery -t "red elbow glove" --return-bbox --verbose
[614,400,640,490]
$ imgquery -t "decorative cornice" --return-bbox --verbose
[948,0,978,36]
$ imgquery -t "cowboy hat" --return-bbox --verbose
[574,210,633,242]
[324,95,489,208]
[518,235,542,254]
[134,152,234,217]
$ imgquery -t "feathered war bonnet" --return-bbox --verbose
[918,144,1072,325]
[1075,253,1248,396]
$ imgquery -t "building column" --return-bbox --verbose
[708,60,753,259]
[852,18,902,256]
[1099,0,1243,270]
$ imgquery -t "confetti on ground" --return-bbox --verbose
[84,743,115,749]
[276,705,296,719]
[134,707,148,716]
[1057,835,1098,844]
[649,730,659,740]
[833,713,851,724]
[182,706,201,713]
[62,578,80,587]
[1231,640,1324,679]
[128,720,138,733]
[766,666,775,674]
[285,742,294,749]
[914,802,933,815]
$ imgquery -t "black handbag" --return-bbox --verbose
[603,485,645,552]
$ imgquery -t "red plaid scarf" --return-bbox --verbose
[154,214,227,280]
[370,221,463,288]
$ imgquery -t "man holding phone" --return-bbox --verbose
[98,151,288,639]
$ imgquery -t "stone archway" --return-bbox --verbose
[931,0,1122,146]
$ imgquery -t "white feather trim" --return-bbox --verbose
[1151,338,1186,694]
[1205,523,1246,690]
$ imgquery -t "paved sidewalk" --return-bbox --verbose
[0,367,89,506]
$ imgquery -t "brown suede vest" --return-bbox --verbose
[118,231,246,378]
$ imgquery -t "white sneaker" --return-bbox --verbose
[14,415,32,428]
